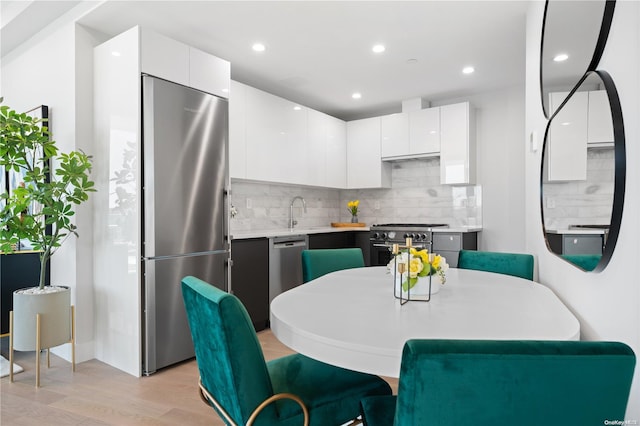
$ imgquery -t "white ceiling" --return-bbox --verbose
[2,1,531,121]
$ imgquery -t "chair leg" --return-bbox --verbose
[9,311,14,382]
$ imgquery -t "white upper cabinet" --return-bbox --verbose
[347,117,391,189]
[140,28,229,99]
[587,90,614,145]
[307,109,347,188]
[244,85,307,184]
[381,113,409,158]
[307,109,328,186]
[325,115,347,188]
[380,107,440,159]
[409,107,440,155]
[545,91,588,181]
[229,80,246,179]
[231,82,346,187]
[189,47,231,99]
[140,29,189,86]
[440,102,475,185]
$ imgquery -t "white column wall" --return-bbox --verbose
[1,9,106,363]
[525,2,640,418]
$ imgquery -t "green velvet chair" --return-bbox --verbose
[360,339,636,426]
[301,248,365,283]
[561,254,601,271]
[181,276,391,426]
[457,249,534,280]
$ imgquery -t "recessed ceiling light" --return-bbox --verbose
[462,66,475,74]
[553,53,569,62]
[352,93,362,100]
[222,88,229,93]
[372,44,386,53]
[111,51,121,57]
[293,105,302,111]
[406,58,418,65]
[252,43,266,52]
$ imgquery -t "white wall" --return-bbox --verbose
[1,6,107,363]
[525,2,640,418]
[435,87,526,253]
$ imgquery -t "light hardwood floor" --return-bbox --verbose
[1,330,397,425]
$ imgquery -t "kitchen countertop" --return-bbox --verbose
[231,225,482,240]
[432,227,482,233]
[545,228,607,235]
[231,226,370,240]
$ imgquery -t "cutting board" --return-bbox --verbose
[331,222,366,228]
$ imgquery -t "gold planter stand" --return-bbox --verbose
[9,305,76,387]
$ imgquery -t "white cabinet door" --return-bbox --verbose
[409,107,440,155]
[381,113,409,158]
[189,47,230,99]
[325,115,347,188]
[587,90,614,144]
[229,80,246,179]
[307,109,328,187]
[440,102,475,185]
[245,86,307,185]
[545,91,588,181]
[347,117,391,189]
[140,29,189,86]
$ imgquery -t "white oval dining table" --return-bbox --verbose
[270,266,580,378]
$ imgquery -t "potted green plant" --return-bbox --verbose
[0,102,95,380]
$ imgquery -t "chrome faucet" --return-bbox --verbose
[289,196,307,229]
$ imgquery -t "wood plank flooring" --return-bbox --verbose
[1,330,397,425]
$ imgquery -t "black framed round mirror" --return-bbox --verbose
[540,0,616,119]
[540,70,625,271]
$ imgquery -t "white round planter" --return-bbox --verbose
[12,286,71,351]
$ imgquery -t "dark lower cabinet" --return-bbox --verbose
[308,231,370,266]
[230,238,269,332]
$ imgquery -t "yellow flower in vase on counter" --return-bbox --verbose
[347,200,360,223]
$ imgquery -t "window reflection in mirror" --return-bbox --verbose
[540,0,614,118]
[541,71,625,272]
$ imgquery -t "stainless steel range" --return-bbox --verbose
[369,223,448,266]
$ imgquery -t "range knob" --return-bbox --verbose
[372,232,380,239]
[403,233,411,239]
[381,232,388,239]
[420,233,428,240]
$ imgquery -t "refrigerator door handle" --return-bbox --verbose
[224,187,231,244]
[143,249,230,262]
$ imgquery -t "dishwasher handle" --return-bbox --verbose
[273,240,307,249]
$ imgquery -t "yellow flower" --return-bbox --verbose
[432,255,441,269]
[408,257,423,278]
[347,200,359,215]
[410,248,429,264]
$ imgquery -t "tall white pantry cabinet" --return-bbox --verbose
[93,27,229,376]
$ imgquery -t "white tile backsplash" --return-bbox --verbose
[230,157,482,233]
[543,148,615,229]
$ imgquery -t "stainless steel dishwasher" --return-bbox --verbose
[269,234,309,306]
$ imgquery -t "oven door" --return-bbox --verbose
[370,242,393,266]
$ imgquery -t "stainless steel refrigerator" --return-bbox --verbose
[141,75,230,375]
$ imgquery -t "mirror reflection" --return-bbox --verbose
[540,0,613,118]
[541,71,623,271]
